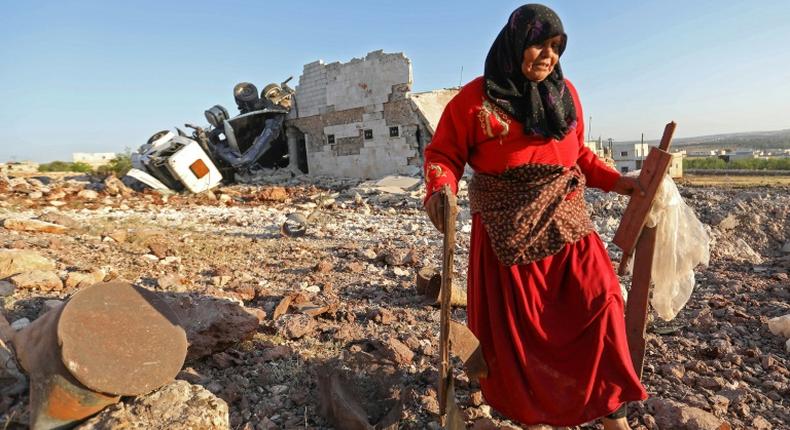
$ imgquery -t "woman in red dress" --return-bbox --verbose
[423,4,647,429]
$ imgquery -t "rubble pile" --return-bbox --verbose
[0,170,788,429]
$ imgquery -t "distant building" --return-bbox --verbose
[610,142,682,178]
[72,152,118,168]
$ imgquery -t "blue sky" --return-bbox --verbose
[1,0,789,162]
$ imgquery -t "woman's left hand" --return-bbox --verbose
[611,175,645,197]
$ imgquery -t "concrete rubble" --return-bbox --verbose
[1,168,786,428]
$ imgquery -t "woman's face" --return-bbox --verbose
[521,35,563,82]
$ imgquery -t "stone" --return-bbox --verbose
[0,249,56,278]
[346,261,364,273]
[77,189,99,200]
[11,318,30,331]
[380,337,414,365]
[647,398,731,430]
[0,281,14,297]
[157,274,188,292]
[38,212,80,229]
[76,380,229,429]
[717,214,739,231]
[313,260,334,273]
[0,338,26,396]
[161,294,262,361]
[750,416,772,430]
[661,362,686,379]
[260,345,292,362]
[103,175,132,197]
[148,243,172,259]
[107,229,128,243]
[767,314,790,338]
[9,270,62,291]
[256,187,288,201]
[65,269,106,289]
[278,314,316,339]
[2,218,68,234]
[368,307,395,325]
[218,194,232,204]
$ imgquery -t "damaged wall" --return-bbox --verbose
[287,50,457,179]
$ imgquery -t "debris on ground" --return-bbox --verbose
[0,170,787,429]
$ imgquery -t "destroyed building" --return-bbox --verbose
[285,50,458,178]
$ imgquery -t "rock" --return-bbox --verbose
[103,175,131,197]
[750,416,773,430]
[380,337,414,365]
[0,338,26,396]
[2,218,68,234]
[65,269,106,289]
[77,189,99,200]
[106,229,128,243]
[470,418,499,430]
[9,270,62,291]
[0,249,56,278]
[11,318,30,331]
[0,281,14,297]
[76,380,229,429]
[710,395,730,416]
[647,398,731,430]
[218,194,232,204]
[313,260,334,273]
[767,314,790,338]
[368,307,395,325]
[661,362,686,379]
[346,261,364,273]
[148,243,172,259]
[260,345,292,362]
[256,187,288,201]
[157,274,188,292]
[717,214,739,231]
[162,294,262,361]
[277,314,316,339]
[38,212,80,228]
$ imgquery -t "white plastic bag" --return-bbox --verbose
[644,175,710,321]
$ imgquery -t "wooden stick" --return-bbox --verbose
[624,226,657,379]
[438,185,457,425]
[614,122,676,275]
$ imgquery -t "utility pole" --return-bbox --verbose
[459,66,464,87]
[588,116,592,142]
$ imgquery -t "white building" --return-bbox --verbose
[611,142,683,178]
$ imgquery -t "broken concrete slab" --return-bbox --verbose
[0,249,56,279]
[76,380,230,430]
[9,270,63,291]
[65,269,106,289]
[2,218,68,234]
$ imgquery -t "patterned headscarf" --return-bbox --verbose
[484,4,577,140]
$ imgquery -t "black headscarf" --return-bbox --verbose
[484,4,577,140]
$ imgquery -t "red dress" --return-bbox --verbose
[424,77,647,426]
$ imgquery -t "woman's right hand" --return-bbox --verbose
[424,191,445,233]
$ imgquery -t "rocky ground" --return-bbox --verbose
[0,170,788,430]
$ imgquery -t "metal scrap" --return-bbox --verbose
[125,78,296,194]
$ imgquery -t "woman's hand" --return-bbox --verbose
[424,192,445,233]
[611,175,645,197]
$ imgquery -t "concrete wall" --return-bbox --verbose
[288,50,433,179]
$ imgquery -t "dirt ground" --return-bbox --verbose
[0,171,788,429]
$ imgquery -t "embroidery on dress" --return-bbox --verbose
[479,98,511,139]
[427,163,447,181]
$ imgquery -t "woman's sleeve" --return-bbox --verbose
[423,96,472,204]
[567,81,621,192]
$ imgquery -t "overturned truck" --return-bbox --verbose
[126,79,296,193]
